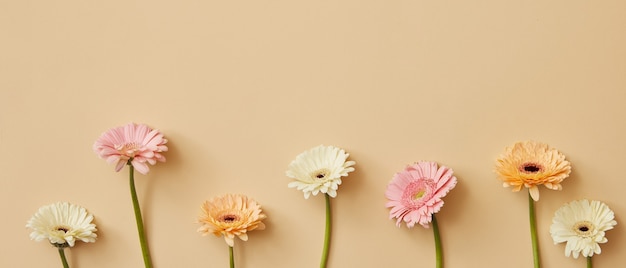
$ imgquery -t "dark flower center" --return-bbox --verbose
[524,166,540,172]
[55,227,69,233]
[311,168,331,181]
[519,163,543,174]
[220,214,239,223]
[573,221,594,237]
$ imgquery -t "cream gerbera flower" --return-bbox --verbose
[26,202,97,247]
[197,194,267,247]
[550,199,617,259]
[287,145,356,199]
[495,141,571,201]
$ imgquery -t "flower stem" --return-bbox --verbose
[229,246,235,268]
[320,193,332,268]
[528,192,540,268]
[129,163,153,268]
[587,256,592,268]
[57,247,69,268]
[432,214,443,268]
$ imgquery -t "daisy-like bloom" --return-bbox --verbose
[495,141,571,201]
[93,123,168,175]
[286,145,356,199]
[26,202,97,248]
[550,199,617,259]
[386,161,457,228]
[197,194,267,247]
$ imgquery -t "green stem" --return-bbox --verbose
[432,214,443,268]
[587,256,592,268]
[57,247,69,268]
[129,163,153,268]
[320,194,332,268]
[528,192,540,268]
[229,246,235,268]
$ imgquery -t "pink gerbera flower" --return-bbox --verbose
[385,161,457,228]
[93,123,168,175]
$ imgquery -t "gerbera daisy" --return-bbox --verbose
[197,194,267,247]
[386,161,457,268]
[550,199,617,259]
[495,141,571,201]
[286,145,356,199]
[94,123,167,268]
[286,145,355,268]
[26,202,97,247]
[93,123,168,175]
[385,161,457,228]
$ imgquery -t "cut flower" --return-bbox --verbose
[26,202,97,247]
[386,161,457,228]
[93,123,168,175]
[495,141,571,201]
[287,145,356,199]
[550,199,617,259]
[197,194,267,247]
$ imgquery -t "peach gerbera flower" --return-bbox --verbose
[93,123,168,175]
[385,161,457,228]
[495,141,571,201]
[197,194,267,247]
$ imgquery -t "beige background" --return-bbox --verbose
[1,0,625,267]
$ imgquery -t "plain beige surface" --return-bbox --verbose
[1,1,625,267]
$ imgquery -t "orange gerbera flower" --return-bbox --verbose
[197,194,266,247]
[495,141,571,201]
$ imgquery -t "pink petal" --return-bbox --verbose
[132,160,150,174]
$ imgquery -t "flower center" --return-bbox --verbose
[219,214,240,223]
[55,226,70,233]
[115,142,141,157]
[402,178,436,208]
[573,221,595,237]
[519,162,543,174]
[414,190,426,200]
[311,169,331,181]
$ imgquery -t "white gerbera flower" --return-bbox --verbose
[550,199,617,258]
[287,145,356,199]
[26,202,97,247]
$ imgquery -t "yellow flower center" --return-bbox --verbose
[573,221,595,237]
[115,142,140,157]
[402,179,436,208]
[414,190,426,200]
[311,169,331,181]
[519,162,543,174]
